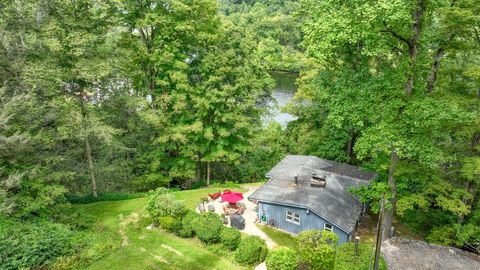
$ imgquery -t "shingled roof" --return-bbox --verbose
[248,155,376,234]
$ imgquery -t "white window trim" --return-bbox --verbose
[286,210,300,225]
[324,223,333,231]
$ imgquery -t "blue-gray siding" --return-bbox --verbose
[258,202,351,244]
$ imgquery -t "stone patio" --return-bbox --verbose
[199,186,276,249]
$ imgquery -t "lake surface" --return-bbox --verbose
[264,71,298,127]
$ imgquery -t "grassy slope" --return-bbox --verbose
[77,187,247,270]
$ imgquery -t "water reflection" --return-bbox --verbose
[264,71,298,127]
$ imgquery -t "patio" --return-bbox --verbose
[196,186,276,249]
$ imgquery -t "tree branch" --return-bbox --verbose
[383,22,410,46]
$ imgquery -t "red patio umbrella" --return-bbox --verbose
[221,191,244,204]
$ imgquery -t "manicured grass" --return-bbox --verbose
[86,219,242,270]
[76,187,247,270]
[173,186,245,210]
[256,224,298,250]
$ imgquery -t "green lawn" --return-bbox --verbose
[76,187,246,270]
[256,224,298,250]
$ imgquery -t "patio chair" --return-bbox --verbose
[236,201,246,209]
[235,207,245,215]
[208,192,221,201]
[197,202,206,213]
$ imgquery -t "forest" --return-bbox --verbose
[1,0,479,269]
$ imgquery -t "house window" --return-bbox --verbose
[286,210,300,225]
[324,223,333,232]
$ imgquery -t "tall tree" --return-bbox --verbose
[29,0,117,196]
[190,22,273,185]
[299,0,474,239]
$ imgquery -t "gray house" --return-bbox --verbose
[249,155,376,244]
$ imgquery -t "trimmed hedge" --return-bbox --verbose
[297,230,338,270]
[335,242,387,270]
[0,218,81,270]
[220,227,241,250]
[177,211,201,238]
[234,236,268,265]
[193,213,224,244]
[266,247,299,270]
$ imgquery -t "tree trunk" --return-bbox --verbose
[206,161,211,187]
[382,149,399,240]
[346,130,355,159]
[382,1,425,238]
[80,95,97,197]
[85,136,98,197]
[426,47,445,93]
[457,181,472,224]
[405,0,425,95]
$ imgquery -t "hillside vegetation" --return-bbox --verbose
[1,0,479,269]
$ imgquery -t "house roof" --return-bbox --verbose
[248,155,376,234]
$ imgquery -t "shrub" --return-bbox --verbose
[211,181,241,189]
[266,247,299,270]
[193,212,223,244]
[335,242,387,270]
[52,207,95,230]
[220,227,241,250]
[66,192,146,204]
[297,230,338,270]
[427,224,480,252]
[146,189,186,226]
[158,216,182,233]
[234,236,268,265]
[177,211,201,238]
[0,218,81,270]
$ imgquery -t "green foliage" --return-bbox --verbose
[234,235,268,265]
[158,216,183,233]
[211,181,242,189]
[193,213,224,244]
[146,190,186,226]
[52,207,96,231]
[265,247,299,270]
[178,211,201,238]
[335,243,387,270]
[220,0,307,71]
[427,223,480,253]
[294,0,480,250]
[220,227,242,250]
[297,230,338,270]
[0,218,81,270]
[66,192,146,204]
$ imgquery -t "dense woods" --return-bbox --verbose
[1,0,479,269]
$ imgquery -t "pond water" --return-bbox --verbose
[264,71,298,127]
